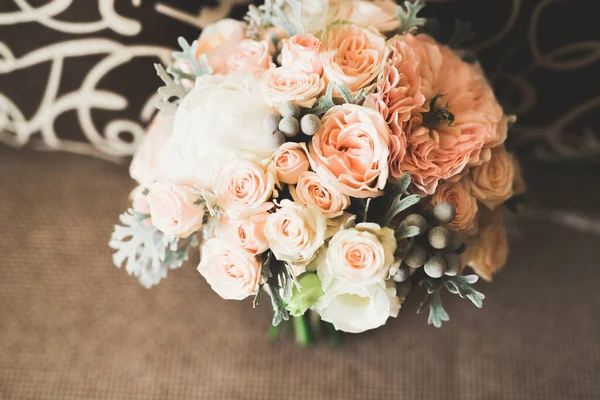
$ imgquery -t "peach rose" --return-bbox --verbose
[196,19,246,74]
[464,209,508,281]
[197,237,262,300]
[320,23,387,92]
[147,182,204,238]
[309,104,391,198]
[368,34,504,194]
[215,158,277,219]
[328,0,400,33]
[264,200,327,266]
[129,113,173,185]
[281,33,323,75]
[260,67,324,108]
[223,212,270,256]
[364,36,426,181]
[463,146,516,209]
[430,181,478,234]
[227,39,272,74]
[291,171,350,218]
[271,142,310,185]
[319,222,397,288]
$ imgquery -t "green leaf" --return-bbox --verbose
[262,253,291,326]
[309,81,336,116]
[390,173,412,197]
[154,64,187,114]
[335,83,367,105]
[271,0,304,36]
[395,222,421,239]
[397,0,427,34]
[172,37,213,77]
[418,290,449,328]
[444,275,485,308]
[382,194,421,226]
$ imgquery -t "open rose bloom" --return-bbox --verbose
[110,0,526,344]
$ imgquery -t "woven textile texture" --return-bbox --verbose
[1,147,599,399]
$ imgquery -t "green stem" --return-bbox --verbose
[293,315,312,347]
[267,324,280,341]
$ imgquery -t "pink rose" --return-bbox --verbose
[215,158,276,218]
[223,212,270,256]
[291,171,350,218]
[271,142,310,185]
[309,104,391,198]
[328,0,400,33]
[129,113,173,185]
[260,67,324,108]
[147,182,204,238]
[130,185,151,215]
[227,39,272,74]
[264,200,327,266]
[197,238,262,300]
[320,23,387,93]
[382,34,505,194]
[196,19,246,75]
[281,33,323,75]
[364,36,426,181]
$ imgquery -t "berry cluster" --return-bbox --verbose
[263,102,321,143]
[391,202,465,283]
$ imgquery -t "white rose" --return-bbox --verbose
[319,222,396,288]
[264,199,326,267]
[281,0,329,34]
[162,74,281,189]
[315,279,400,333]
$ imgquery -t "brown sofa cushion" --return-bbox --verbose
[1,146,599,399]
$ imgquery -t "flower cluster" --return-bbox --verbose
[112,0,525,338]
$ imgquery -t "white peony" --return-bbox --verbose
[161,74,280,189]
[315,279,400,333]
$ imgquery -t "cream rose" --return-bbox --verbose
[320,23,387,93]
[147,182,204,238]
[162,74,281,188]
[264,200,327,266]
[319,222,396,288]
[260,67,324,108]
[227,39,272,74]
[463,146,516,209]
[197,238,262,300]
[309,104,391,198]
[291,171,350,218]
[281,33,323,75]
[328,0,400,33]
[223,212,270,256]
[196,19,246,74]
[271,142,310,185]
[464,209,508,281]
[315,279,400,333]
[430,181,479,234]
[129,113,173,185]
[215,158,276,219]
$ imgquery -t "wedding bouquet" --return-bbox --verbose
[110,0,525,343]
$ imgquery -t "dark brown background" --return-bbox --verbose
[1,1,600,399]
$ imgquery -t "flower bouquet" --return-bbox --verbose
[110,0,525,344]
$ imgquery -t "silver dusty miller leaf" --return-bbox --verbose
[109,209,197,288]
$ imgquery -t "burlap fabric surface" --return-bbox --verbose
[1,146,599,399]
